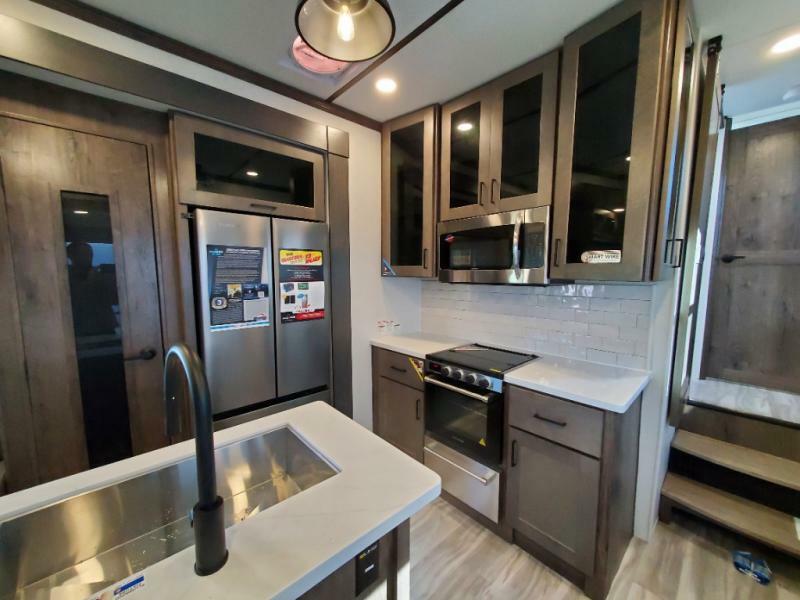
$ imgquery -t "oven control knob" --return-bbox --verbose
[442,366,454,378]
[454,369,465,381]
[464,373,478,385]
[476,376,491,389]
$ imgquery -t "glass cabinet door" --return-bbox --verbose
[488,51,559,212]
[551,0,673,281]
[172,113,326,221]
[381,106,437,277]
[440,88,493,221]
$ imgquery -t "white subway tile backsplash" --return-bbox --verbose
[420,281,655,367]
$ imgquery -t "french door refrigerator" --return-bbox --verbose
[194,208,331,416]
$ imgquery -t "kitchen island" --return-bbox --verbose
[0,402,440,599]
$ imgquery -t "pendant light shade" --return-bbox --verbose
[295,0,396,62]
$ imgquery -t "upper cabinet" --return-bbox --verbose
[381,106,438,277]
[441,51,559,221]
[550,0,675,281]
[171,113,326,221]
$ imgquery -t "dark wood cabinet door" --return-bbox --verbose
[381,106,437,278]
[375,376,424,461]
[487,51,559,212]
[551,0,673,281]
[506,427,600,574]
[440,88,493,221]
[0,116,166,488]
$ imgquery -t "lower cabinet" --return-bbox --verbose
[506,427,600,574]
[372,347,425,462]
[505,385,642,599]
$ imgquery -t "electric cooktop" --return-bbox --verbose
[426,344,537,375]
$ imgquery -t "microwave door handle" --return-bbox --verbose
[424,375,493,403]
[512,213,522,277]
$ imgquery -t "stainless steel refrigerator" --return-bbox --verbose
[194,208,331,416]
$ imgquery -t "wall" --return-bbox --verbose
[0,0,421,429]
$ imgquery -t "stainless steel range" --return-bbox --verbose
[423,344,536,523]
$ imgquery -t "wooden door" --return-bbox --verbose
[702,115,800,394]
[375,376,424,461]
[506,427,600,574]
[0,116,166,487]
[381,106,438,277]
[440,88,493,221]
[487,51,559,213]
[551,0,674,281]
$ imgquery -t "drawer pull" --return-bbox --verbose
[389,365,407,373]
[533,413,567,428]
[415,398,421,420]
[511,439,518,467]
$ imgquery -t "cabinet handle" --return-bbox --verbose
[479,181,486,206]
[553,238,562,267]
[416,398,421,420]
[490,178,498,204]
[389,365,407,373]
[720,253,746,264]
[511,439,518,467]
[423,248,428,269]
[533,413,567,427]
[124,347,158,362]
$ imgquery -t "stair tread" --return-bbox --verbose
[672,429,800,492]
[662,473,800,558]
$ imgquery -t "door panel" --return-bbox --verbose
[506,427,600,574]
[375,377,423,461]
[440,88,493,221]
[0,116,165,483]
[488,51,559,212]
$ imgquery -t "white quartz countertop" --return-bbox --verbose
[371,333,650,413]
[505,355,651,413]
[0,402,441,599]
[370,332,468,359]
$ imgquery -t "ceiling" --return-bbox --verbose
[72,0,800,122]
[694,0,800,116]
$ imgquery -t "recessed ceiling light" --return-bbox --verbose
[73,210,89,215]
[375,77,397,94]
[246,170,259,177]
[456,122,474,132]
[771,32,800,54]
[625,156,631,162]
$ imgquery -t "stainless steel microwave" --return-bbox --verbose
[438,206,550,285]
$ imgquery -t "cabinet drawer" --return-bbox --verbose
[374,348,424,391]
[508,386,604,458]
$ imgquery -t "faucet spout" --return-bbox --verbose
[164,342,228,576]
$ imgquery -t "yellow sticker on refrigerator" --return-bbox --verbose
[279,248,325,323]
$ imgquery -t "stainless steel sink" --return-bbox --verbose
[0,426,338,599]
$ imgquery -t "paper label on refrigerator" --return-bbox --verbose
[206,245,270,332]
[278,249,325,323]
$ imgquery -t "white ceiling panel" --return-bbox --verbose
[333,0,619,121]
[78,0,450,99]
[693,0,800,116]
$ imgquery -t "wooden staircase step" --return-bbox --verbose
[662,473,800,558]
[672,429,800,492]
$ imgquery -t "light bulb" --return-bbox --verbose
[337,5,355,42]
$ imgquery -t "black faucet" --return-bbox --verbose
[164,342,228,576]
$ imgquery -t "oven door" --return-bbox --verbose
[424,375,503,467]
[438,206,549,285]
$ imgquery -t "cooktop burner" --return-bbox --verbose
[427,344,536,375]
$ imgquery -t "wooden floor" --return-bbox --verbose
[410,499,800,599]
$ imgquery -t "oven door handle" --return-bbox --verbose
[424,375,494,403]
[512,212,522,277]
[424,445,497,485]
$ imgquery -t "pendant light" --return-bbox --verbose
[295,0,396,62]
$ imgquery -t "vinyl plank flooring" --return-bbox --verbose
[410,499,800,600]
